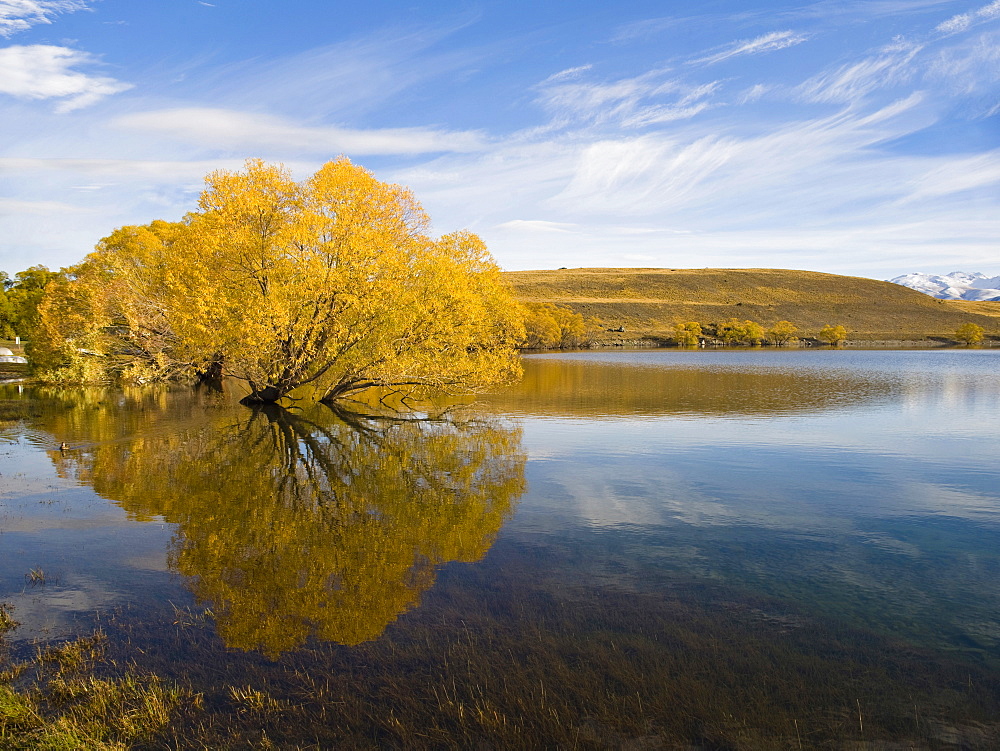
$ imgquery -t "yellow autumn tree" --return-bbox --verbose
[954,323,984,345]
[717,318,765,345]
[32,221,191,383]
[2,265,62,340]
[765,320,799,346]
[818,324,848,346]
[35,158,524,403]
[521,303,588,348]
[673,321,702,347]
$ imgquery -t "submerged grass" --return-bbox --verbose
[0,672,196,750]
[25,569,49,587]
[0,605,17,636]
[1,561,998,748]
[37,557,993,750]
[0,605,199,750]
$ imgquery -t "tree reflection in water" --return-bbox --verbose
[41,390,525,656]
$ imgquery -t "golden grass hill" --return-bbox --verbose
[503,268,1000,345]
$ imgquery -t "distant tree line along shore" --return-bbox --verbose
[670,319,847,347]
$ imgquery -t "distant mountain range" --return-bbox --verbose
[888,272,1000,302]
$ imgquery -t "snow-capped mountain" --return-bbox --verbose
[888,272,1000,302]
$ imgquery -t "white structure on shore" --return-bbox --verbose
[0,347,27,364]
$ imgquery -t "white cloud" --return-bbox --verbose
[898,152,1000,202]
[925,28,1000,101]
[690,30,810,66]
[396,82,984,274]
[113,107,487,155]
[534,69,718,128]
[540,65,593,84]
[611,2,954,45]
[738,83,772,104]
[797,42,922,103]
[0,157,256,181]
[936,0,1000,34]
[1,4,997,279]
[0,196,86,214]
[0,45,132,111]
[549,93,932,220]
[610,16,685,44]
[621,102,712,128]
[774,1,960,22]
[487,216,1000,276]
[551,135,739,217]
[938,12,974,33]
[536,75,653,119]
[194,20,486,121]
[0,0,87,37]
[495,219,579,234]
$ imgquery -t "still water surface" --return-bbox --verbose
[1,348,999,747]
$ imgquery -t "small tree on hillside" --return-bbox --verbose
[521,303,588,349]
[549,304,588,347]
[766,320,798,346]
[818,324,848,346]
[955,322,985,345]
[718,318,764,345]
[673,321,702,347]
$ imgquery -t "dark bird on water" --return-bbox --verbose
[59,442,69,451]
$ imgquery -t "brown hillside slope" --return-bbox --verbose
[946,300,1000,320]
[503,268,1000,342]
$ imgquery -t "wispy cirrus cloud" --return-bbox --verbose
[495,219,579,234]
[1,1,997,279]
[609,16,687,44]
[609,2,952,45]
[0,0,87,37]
[534,69,719,128]
[190,18,487,121]
[622,82,721,127]
[898,151,1000,202]
[0,157,260,182]
[539,65,593,85]
[689,30,810,66]
[925,27,1000,104]
[0,45,132,111]
[763,0,959,23]
[548,92,931,218]
[0,196,87,215]
[738,83,772,104]
[935,0,1000,34]
[398,88,950,271]
[113,107,487,156]
[797,41,922,103]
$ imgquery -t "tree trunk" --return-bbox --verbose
[240,385,284,404]
[196,358,225,388]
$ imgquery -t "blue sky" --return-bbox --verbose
[0,0,997,278]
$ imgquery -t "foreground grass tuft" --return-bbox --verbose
[0,610,199,750]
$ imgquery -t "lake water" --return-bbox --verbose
[1,349,999,748]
